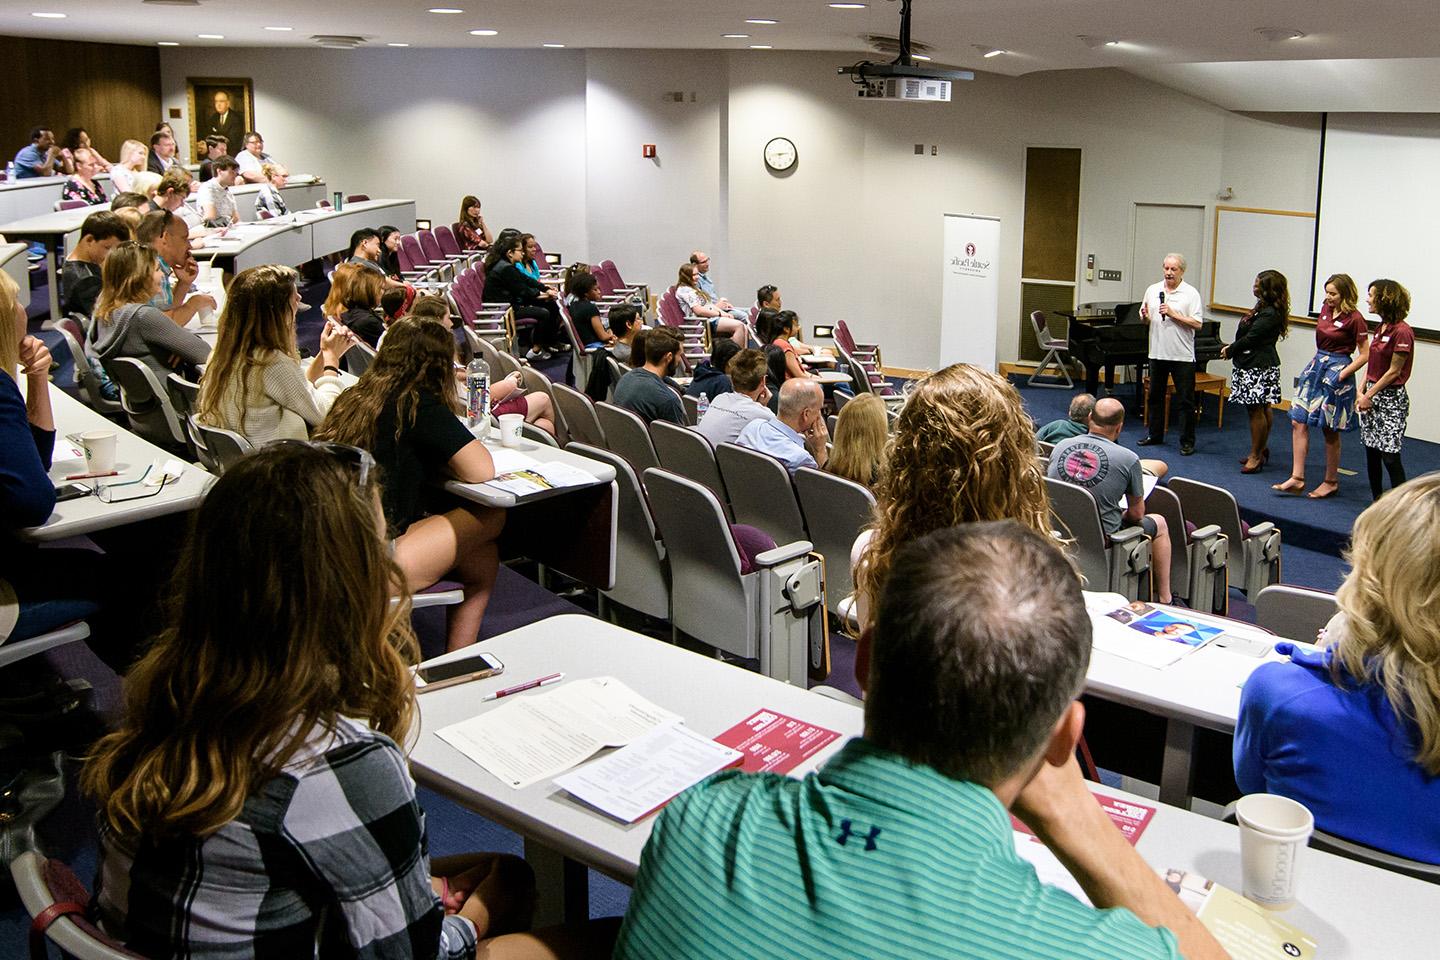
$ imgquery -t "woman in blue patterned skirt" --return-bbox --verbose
[1273,273,1369,498]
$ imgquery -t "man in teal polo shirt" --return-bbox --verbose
[616,521,1225,960]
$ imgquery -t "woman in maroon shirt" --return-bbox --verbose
[1357,278,1415,501]
[1274,273,1368,498]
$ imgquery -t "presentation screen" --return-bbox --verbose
[1314,113,1440,331]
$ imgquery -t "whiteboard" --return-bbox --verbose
[1208,206,1315,316]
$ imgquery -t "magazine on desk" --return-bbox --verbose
[479,448,596,497]
[1085,593,1232,668]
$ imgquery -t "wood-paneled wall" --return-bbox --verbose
[0,36,161,165]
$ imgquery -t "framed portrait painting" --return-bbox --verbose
[187,77,255,158]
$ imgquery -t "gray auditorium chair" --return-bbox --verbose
[521,422,558,447]
[1254,584,1338,645]
[103,356,190,454]
[715,442,808,546]
[519,365,564,445]
[595,401,660,472]
[793,466,876,616]
[552,383,607,447]
[604,356,627,401]
[567,442,670,622]
[54,317,121,416]
[189,417,253,473]
[1045,476,1152,600]
[1028,310,1074,388]
[649,420,730,518]
[1169,477,1281,597]
[165,372,200,420]
[681,394,700,426]
[493,349,524,379]
[644,468,824,686]
[1145,484,1229,614]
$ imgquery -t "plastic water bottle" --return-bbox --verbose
[465,355,491,428]
[697,392,709,419]
[4,161,14,182]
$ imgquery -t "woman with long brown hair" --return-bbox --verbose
[90,241,211,382]
[1358,278,1416,500]
[84,443,606,958]
[1221,269,1290,474]
[457,194,493,251]
[319,317,505,651]
[197,264,355,443]
[324,261,386,348]
[483,234,563,360]
[852,363,1054,628]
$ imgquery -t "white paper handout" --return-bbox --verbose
[484,460,597,497]
[435,676,681,789]
[1084,591,1223,669]
[1116,471,1160,508]
[553,723,743,823]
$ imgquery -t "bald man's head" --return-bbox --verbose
[1089,397,1125,434]
[778,378,822,429]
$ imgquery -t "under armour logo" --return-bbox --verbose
[836,819,881,851]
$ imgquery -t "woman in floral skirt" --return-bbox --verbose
[1222,269,1290,474]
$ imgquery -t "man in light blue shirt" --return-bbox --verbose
[688,250,747,321]
[735,378,828,475]
[12,127,60,179]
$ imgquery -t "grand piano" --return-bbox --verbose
[1065,302,1223,407]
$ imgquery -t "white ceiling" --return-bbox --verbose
[6,0,1440,109]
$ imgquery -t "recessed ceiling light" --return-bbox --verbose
[1256,27,1306,41]
[263,26,293,32]
[469,28,498,35]
[387,42,410,46]
[828,2,867,7]
[911,54,931,61]
[749,44,772,49]
[428,7,463,12]
[197,33,225,39]
[974,45,1005,58]
[722,34,749,38]
[542,42,565,48]
[1078,35,1120,48]
[31,11,67,18]
[745,19,778,25]
[157,41,180,46]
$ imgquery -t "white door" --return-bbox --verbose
[1130,203,1206,301]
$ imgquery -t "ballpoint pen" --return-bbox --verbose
[480,672,565,702]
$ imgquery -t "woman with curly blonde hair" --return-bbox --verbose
[851,363,1053,629]
[1234,472,1440,862]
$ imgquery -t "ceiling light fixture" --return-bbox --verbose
[910,54,931,61]
[197,33,224,39]
[31,11,66,17]
[428,7,463,12]
[750,44,773,49]
[745,19,778,25]
[387,42,410,46]
[469,28,497,35]
[974,45,1005,58]
[264,26,293,31]
[542,42,565,47]
[1256,27,1306,41]
[722,33,749,38]
[829,3,867,8]
[157,40,180,45]
[1078,35,1120,48]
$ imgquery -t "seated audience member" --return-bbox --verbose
[408,293,452,327]
[197,265,353,443]
[560,263,592,303]
[490,369,558,437]
[483,236,563,360]
[1235,473,1440,863]
[91,241,212,382]
[235,131,273,183]
[568,272,612,349]
[675,263,746,346]
[319,318,506,652]
[826,393,888,488]
[614,329,686,425]
[109,192,149,234]
[84,443,605,959]
[255,163,290,217]
[688,250,748,322]
[381,286,411,325]
[108,139,148,194]
[853,364,1051,628]
[11,126,60,179]
[1047,398,1175,604]
[58,127,112,175]
[1037,393,1096,444]
[60,147,107,206]
[736,378,828,475]
[378,225,406,281]
[196,135,229,181]
[62,211,130,318]
[127,171,162,203]
[457,195,493,251]
[685,340,740,399]
[766,309,819,383]
[755,284,824,356]
[608,303,642,364]
[324,262,386,348]
[146,129,179,175]
[696,348,773,446]
[197,156,240,227]
[347,228,406,291]
[152,168,205,236]
[137,209,216,326]
[625,329,649,369]
[616,521,1223,960]
[518,234,544,280]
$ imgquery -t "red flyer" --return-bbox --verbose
[714,709,842,775]
[1011,791,1155,846]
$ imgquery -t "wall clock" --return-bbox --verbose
[764,137,797,172]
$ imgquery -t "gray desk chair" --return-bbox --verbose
[189,416,253,473]
[1044,476,1152,600]
[568,443,670,622]
[1145,484,1229,614]
[343,339,375,377]
[1169,477,1281,597]
[165,372,200,420]
[472,326,505,374]
[493,349,524,379]
[11,851,143,959]
[681,394,700,426]
[1219,805,1440,885]
[552,383,606,447]
[715,442,808,546]
[595,402,660,472]
[521,422,559,447]
[833,390,852,413]
[644,468,823,686]
[793,467,875,616]
[1028,310,1074,388]
[519,365,564,445]
[1254,584,1337,645]
[54,317,121,416]
[649,420,730,519]
[103,356,190,454]
[604,356,627,401]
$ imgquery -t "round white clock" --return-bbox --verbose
[764,137,797,172]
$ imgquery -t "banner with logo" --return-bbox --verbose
[939,213,1001,370]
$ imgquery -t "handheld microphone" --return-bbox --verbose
[1158,290,1166,319]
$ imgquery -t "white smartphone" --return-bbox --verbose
[415,652,504,692]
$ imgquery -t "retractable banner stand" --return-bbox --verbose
[939,213,1001,370]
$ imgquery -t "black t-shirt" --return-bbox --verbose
[571,300,603,343]
[60,260,102,318]
[343,306,386,348]
[370,391,475,535]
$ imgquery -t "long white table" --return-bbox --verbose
[0,203,108,323]
[229,178,327,222]
[194,198,416,273]
[1,242,30,307]
[411,615,1440,951]
[0,177,68,224]
[16,382,212,542]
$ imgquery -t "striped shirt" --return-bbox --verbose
[615,738,1181,960]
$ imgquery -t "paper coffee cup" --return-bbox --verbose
[80,431,117,474]
[1235,793,1313,909]
[498,413,525,448]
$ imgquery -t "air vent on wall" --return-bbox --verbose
[312,34,368,49]
[861,33,934,58]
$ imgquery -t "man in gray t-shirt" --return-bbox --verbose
[1047,398,1176,603]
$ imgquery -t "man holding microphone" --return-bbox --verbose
[1139,253,1204,456]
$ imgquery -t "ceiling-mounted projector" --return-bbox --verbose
[838,0,973,99]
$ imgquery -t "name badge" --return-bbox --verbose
[1380,336,1391,343]
[1333,317,1344,327]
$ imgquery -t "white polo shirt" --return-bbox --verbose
[1141,279,1202,363]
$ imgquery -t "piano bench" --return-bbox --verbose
[1142,372,1228,430]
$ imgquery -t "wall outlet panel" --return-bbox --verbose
[1098,269,1122,281]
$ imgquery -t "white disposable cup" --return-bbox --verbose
[80,431,117,474]
[196,260,213,284]
[498,413,525,447]
[1235,793,1313,909]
